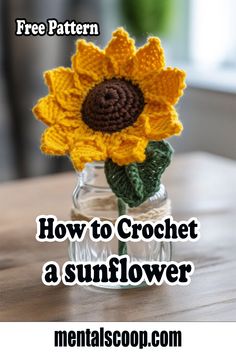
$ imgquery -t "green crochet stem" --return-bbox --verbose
[117,198,127,256]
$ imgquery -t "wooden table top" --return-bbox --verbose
[0,152,236,321]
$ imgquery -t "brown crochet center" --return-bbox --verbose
[81,78,145,133]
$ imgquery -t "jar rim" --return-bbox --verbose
[75,161,104,175]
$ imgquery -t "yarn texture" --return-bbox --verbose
[105,141,173,207]
[81,78,145,133]
[33,27,186,171]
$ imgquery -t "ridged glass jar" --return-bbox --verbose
[68,162,172,288]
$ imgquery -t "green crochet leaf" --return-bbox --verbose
[105,141,173,208]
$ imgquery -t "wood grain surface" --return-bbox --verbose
[0,152,236,321]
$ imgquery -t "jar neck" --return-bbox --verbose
[73,162,167,210]
[80,162,109,190]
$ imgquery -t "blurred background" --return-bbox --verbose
[0,0,236,182]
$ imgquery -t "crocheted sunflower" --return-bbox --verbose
[33,27,185,169]
[33,27,186,207]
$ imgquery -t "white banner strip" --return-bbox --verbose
[0,322,235,353]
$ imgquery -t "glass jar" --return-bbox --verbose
[69,162,172,289]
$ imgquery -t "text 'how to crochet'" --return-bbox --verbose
[36,215,200,243]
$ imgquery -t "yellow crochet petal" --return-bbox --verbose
[58,112,81,128]
[131,37,165,80]
[56,88,83,112]
[72,40,109,81]
[75,73,98,94]
[143,100,170,114]
[108,134,148,166]
[32,94,64,126]
[145,109,183,140]
[141,68,186,105]
[41,125,69,155]
[105,28,135,75]
[124,114,151,137]
[44,67,75,93]
[70,136,107,171]
[44,67,83,111]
